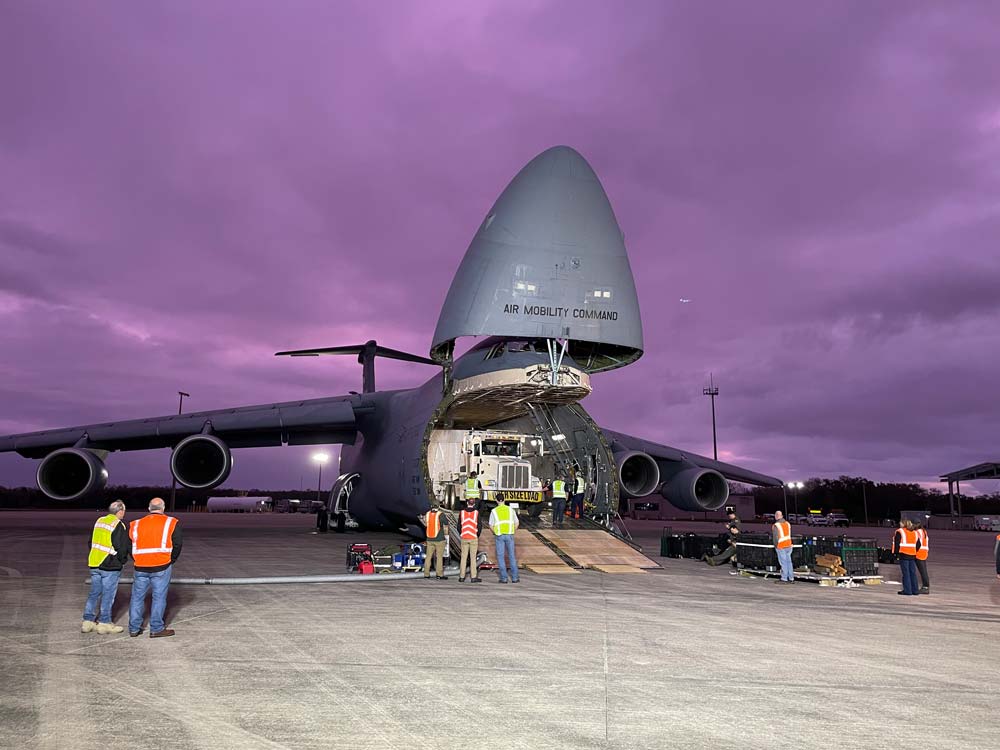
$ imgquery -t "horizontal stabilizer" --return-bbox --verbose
[274,340,438,366]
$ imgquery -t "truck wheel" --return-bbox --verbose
[526,503,543,518]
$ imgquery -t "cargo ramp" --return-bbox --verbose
[440,509,659,573]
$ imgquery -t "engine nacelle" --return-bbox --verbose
[614,450,661,498]
[170,434,233,489]
[36,448,108,501]
[660,467,729,511]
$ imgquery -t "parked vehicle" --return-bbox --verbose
[787,513,809,524]
[827,513,851,527]
[807,514,829,526]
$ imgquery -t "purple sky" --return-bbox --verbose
[2,2,999,492]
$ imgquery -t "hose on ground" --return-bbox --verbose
[87,566,461,585]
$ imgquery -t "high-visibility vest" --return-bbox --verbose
[552,480,567,499]
[460,509,479,540]
[491,505,516,535]
[129,514,177,568]
[896,528,917,556]
[88,513,120,567]
[915,529,929,560]
[575,477,585,494]
[425,510,442,539]
[465,479,481,499]
[774,521,792,549]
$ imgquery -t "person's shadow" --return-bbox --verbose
[112,580,197,628]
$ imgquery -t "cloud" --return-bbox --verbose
[1,1,998,490]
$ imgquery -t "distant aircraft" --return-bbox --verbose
[0,146,782,532]
[679,298,692,304]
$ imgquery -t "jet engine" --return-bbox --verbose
[170,434,233,489]
[36,448,109,501]
[614,450,660,498]
[660,467,729,511]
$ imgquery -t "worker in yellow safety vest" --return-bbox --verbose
[551,475,568,528]
[570,469,586,519]
[465,471,483,506]
[914,521,930,595]
[83,500,130,634]
[458,496,482,583]
[422,505,449,580]
[772,511,794,583]
[489,494,520,584]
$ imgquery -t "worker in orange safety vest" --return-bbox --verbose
[892,519,921,596]
[458,496,482,583]
[422,505,448,580]
[914,521,930,595]
[128,497,182,638]
[772,510,794,583]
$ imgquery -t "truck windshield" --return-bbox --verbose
[482,440,520,457]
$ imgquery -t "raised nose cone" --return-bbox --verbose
[432,146,643,372]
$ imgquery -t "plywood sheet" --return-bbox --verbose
[539,530,660,569]
[525,564,580,575]
[592,564,647,574]
[479,527,564,565]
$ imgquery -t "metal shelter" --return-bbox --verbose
[939,462,1000,519]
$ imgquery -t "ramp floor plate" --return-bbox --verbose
[539,530,660,569]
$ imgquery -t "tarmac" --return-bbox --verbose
[1,510,998,749]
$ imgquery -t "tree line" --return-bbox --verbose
[747,475,1000,521]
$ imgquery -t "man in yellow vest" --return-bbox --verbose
[570,468,586,519]
[464,471,483,507]
[83,500,130,634]
[550,474,568,528]
[422,504,449,580]
[128,497,182,637]
[489,493,520,583]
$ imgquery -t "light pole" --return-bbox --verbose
[168,391,190,512]
[861,481,870,527]
[312,452,330,505]
[786,481,803,517]
[702,373,719,461]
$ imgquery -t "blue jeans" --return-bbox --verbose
[495,534,519,582]
[570,494,584,518]
[899,557,918,595]
[129,566,172,633]
[777,547,794,581]
[84,569,121,623]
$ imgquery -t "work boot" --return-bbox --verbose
[96,623,124,635]
[436,575,449,580]
[81,621,96,633]
[129,630,143,638]
[919,586,929,595]
[471,577,482,583]
[150,629,175,638]
[459,576,466,583]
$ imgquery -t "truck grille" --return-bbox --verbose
[500,463,530,489]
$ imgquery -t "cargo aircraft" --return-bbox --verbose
[0,146,782,531]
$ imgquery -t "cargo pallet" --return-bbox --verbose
[736,566,883,586]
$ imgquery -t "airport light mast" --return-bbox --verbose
[787,481,804,516]
[702,374,719,460]
[312,452,330,505]
[168,391,190,512]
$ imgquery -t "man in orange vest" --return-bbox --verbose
[128,497,183,637]
[772,510,794,583]
[458,496,482,583]
[892,519,920,596]
[914,521,930,595]
[422,504,449,580]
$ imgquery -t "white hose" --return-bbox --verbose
[88,566,460,585]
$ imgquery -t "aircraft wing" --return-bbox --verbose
[602,428,784,487]
[0,395,360,459]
